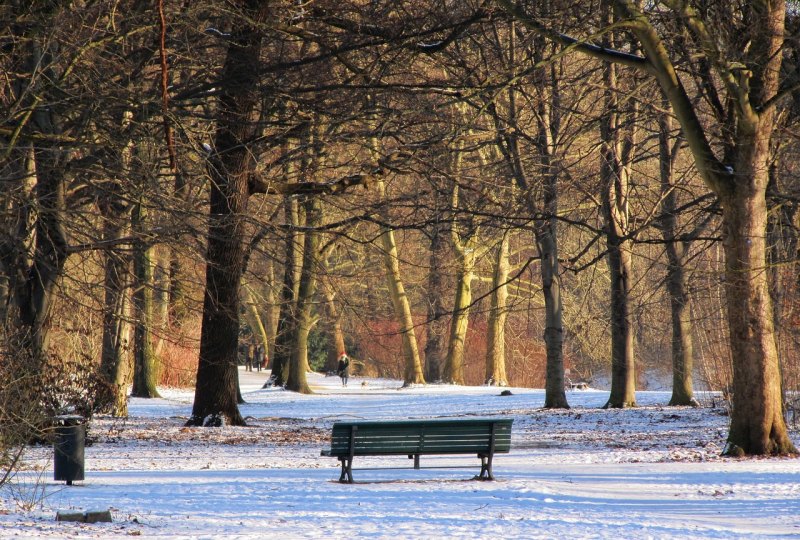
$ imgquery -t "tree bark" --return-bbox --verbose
[131,200,161,399]
[535,80,569,409]
[424,221,449,383]
[189,2,268,426]
[286,197,320,394]
[377,179,425,386]
[263,259,279,365]
[321,271,347,374]
[98,196,133,416]
[442,248,475,385]
[268,196,300,388]
[720,118,795,455]
[600,44,637,409]
[485,231,510,386]
[442,179,479,386]
[658,107,696,407]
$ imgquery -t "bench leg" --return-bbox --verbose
[338,457,354,483]
[477,454,494,481]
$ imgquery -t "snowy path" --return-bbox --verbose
[1,369,798,539]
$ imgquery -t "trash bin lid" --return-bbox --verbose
[54,415,85,425]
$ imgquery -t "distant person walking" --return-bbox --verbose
[254,345,264,372]
[337,352,350,387]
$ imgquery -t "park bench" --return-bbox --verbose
[320,418,513,483]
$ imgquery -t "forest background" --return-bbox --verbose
[1,0,799,466]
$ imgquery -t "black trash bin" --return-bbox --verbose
[53,415,85,485]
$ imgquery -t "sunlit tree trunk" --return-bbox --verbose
[286,197,321,394]
[131,199,161,399]
[720,119,794,454]
[442,250,475,385]
[243,282,269,356]
[535,78,569,409]
[379,215,425,385]
[443,182,479,385]
[321,267,347,374]
[263,259,279,364]
[98,196,133,416]
[485,231,510,386]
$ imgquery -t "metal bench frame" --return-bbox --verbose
[321,418,513,483]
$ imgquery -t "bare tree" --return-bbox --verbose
[497,0,796,454]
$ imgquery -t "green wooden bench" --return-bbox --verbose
[320,418,513,483]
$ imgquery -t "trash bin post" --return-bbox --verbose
[53,415,85,485]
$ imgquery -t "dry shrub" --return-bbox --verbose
[356,319,411,379]
[355,316,549,387]
[157,318,200,388]
[0,333,108,488]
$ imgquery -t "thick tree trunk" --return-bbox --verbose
[485,232,510,386]
[189,3,267,426]
[720,122,796,455]
[18,145,68,370]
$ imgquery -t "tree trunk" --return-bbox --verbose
[377,179,425,386]
[535,92,569,409]
[485,231,510,386]
[720,120,795,455]
[658,108,696,407]
[243,282,269,356]
[189,2,267,426]
[600,54,636,409]
[286,197,320,394]
[98,199,133,416]
[537,220,568,407]
[131,201,161,399]
[153,248,171,358]
[11,33,70,371]
[321,275,347,374]
[268,196,300,388]
[424,221,449,383]
[443,259,473,385]
[19,144,68,371]
[263,259,279,365]
[442,173,479,386]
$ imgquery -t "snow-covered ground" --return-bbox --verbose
[1,368,799,539]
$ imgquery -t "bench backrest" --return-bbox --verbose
[327,418,513,457]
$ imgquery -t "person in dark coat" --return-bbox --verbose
[336,352,350,387]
